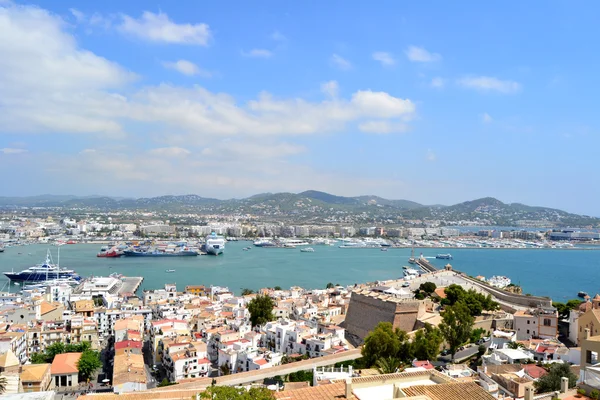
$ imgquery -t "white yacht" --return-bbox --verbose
[205,232,226,256]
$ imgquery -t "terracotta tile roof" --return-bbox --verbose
[51,352,82,375]
[413,360,435,370]
[523,364,547,379]
[434,287,447,299]
[40,301,59,315]
[403,382,496,400]
[254,358,268,366]
[274,381,347,399]
[21,363,51,382]
[115,340,143,350]
[0,350,20,368]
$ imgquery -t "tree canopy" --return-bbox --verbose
[361,322,443,369]
[200,386,275,399]
[439,301,474,359]
[31,341,93,364]
[552,300,582,319]
[241,288,255,296]
[443,284,499,316]
[534,362,577,393]
[248,294,275,327]
[419,282,437,295]
[77,350,102,381]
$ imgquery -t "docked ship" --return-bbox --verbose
[4,249,81,283]
[253,239,277,247]
[97,245,124,258]
[205,232,225,256]
[123,245,198,257]
[436,254,453,260]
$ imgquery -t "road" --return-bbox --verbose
[152,348,362,392]
[438,340,491,363]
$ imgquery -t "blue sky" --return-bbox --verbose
[0,1,598,215]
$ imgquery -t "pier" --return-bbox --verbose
[415,257,438,273]
[118,276,144,297]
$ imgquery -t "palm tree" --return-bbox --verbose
[376,357,403,374]
[0,374,7,394]
[507,341,524,350]
[219,364,231,376]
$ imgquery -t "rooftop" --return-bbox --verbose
[21,363,51,382]
[51,352,81,375]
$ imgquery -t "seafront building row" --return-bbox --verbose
[2,262,600,398]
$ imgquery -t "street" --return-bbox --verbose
[438,340,491,363]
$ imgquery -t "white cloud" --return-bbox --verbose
[482,113,493,123]
[69,8,85,23]
[458,76,521,94]
[0,3,135,134]
[162,59,211,77]
[372,51,395,66]
[270,31,286,42]
[430,77,444,88]
[350,90,415,119]
[426,149,436,161]
[0,147,27,154]
[330,54,352,70]
[242,49,273,58]
[358,120,408,134]
[119,11,211,45]
[405,46,442,62]
[320,80,339,97]
[148,147,191,157]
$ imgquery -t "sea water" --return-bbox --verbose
[0,242,597,301]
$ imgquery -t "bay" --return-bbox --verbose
[0,242,597,301]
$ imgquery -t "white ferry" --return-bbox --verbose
[205,232,225,256]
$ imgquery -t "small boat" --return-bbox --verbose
[381,248,388,252]
[13,282,19,286]
[436,254,453,260]
[579,291,589,298]
[165,269,176,273]
[300,247,315,253]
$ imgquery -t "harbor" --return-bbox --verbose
[0,241,597,300]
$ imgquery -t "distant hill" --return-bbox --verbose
[0,192,597,227]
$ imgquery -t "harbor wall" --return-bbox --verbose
[462,275,552,308]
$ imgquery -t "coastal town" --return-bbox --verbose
[0,226,599,400]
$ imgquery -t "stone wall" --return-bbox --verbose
[462,275,552,308]
[343,291,425,345]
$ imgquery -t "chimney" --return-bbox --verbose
[345,377,352,399]
[524,385,534,400]
[586,328,591,340]
[561,376,569,393]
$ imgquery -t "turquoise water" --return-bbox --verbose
[0,243,597,301]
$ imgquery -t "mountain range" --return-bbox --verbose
[0,191,597,227]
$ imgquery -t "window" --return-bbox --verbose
[527,330,530,334]
[543,319,552,327]
[527,320,530,325]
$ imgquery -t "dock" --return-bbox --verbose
[118,276,144,297]
[415,257,438,273]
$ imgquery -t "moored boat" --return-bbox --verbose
[205,232,225,256]
[436,254,453,260]
[3,249,81,283]
[300,247,315,253]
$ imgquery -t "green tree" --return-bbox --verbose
[553,300,583,319]
[411,324,443,361]
[247,294,275,327]
[288,370,314,384]
[200,386,275,399]
[478,344,487,357]
[442,284,498,316]
[326,282,334,289]
[30,352,50,364]
[534,362,577,393]
[158,378,177,387]
[0,374,6,394]
[46,342,65,361]
[241,288,255,296]
[375,356,403,374]
[507,341,524,350]
[77,350,102,382]
[362,322,405,367]
[220,364,231,376]
[470,328,486,343]
[439,301,474,359]
[419,282,437,295]
[273,286,282,291]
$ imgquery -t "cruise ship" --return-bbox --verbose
[205,232,225,256]
[123,244,198,257]
[4,249,81,283]
[253,239,277,247]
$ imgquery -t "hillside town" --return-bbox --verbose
[0,255,599,400]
